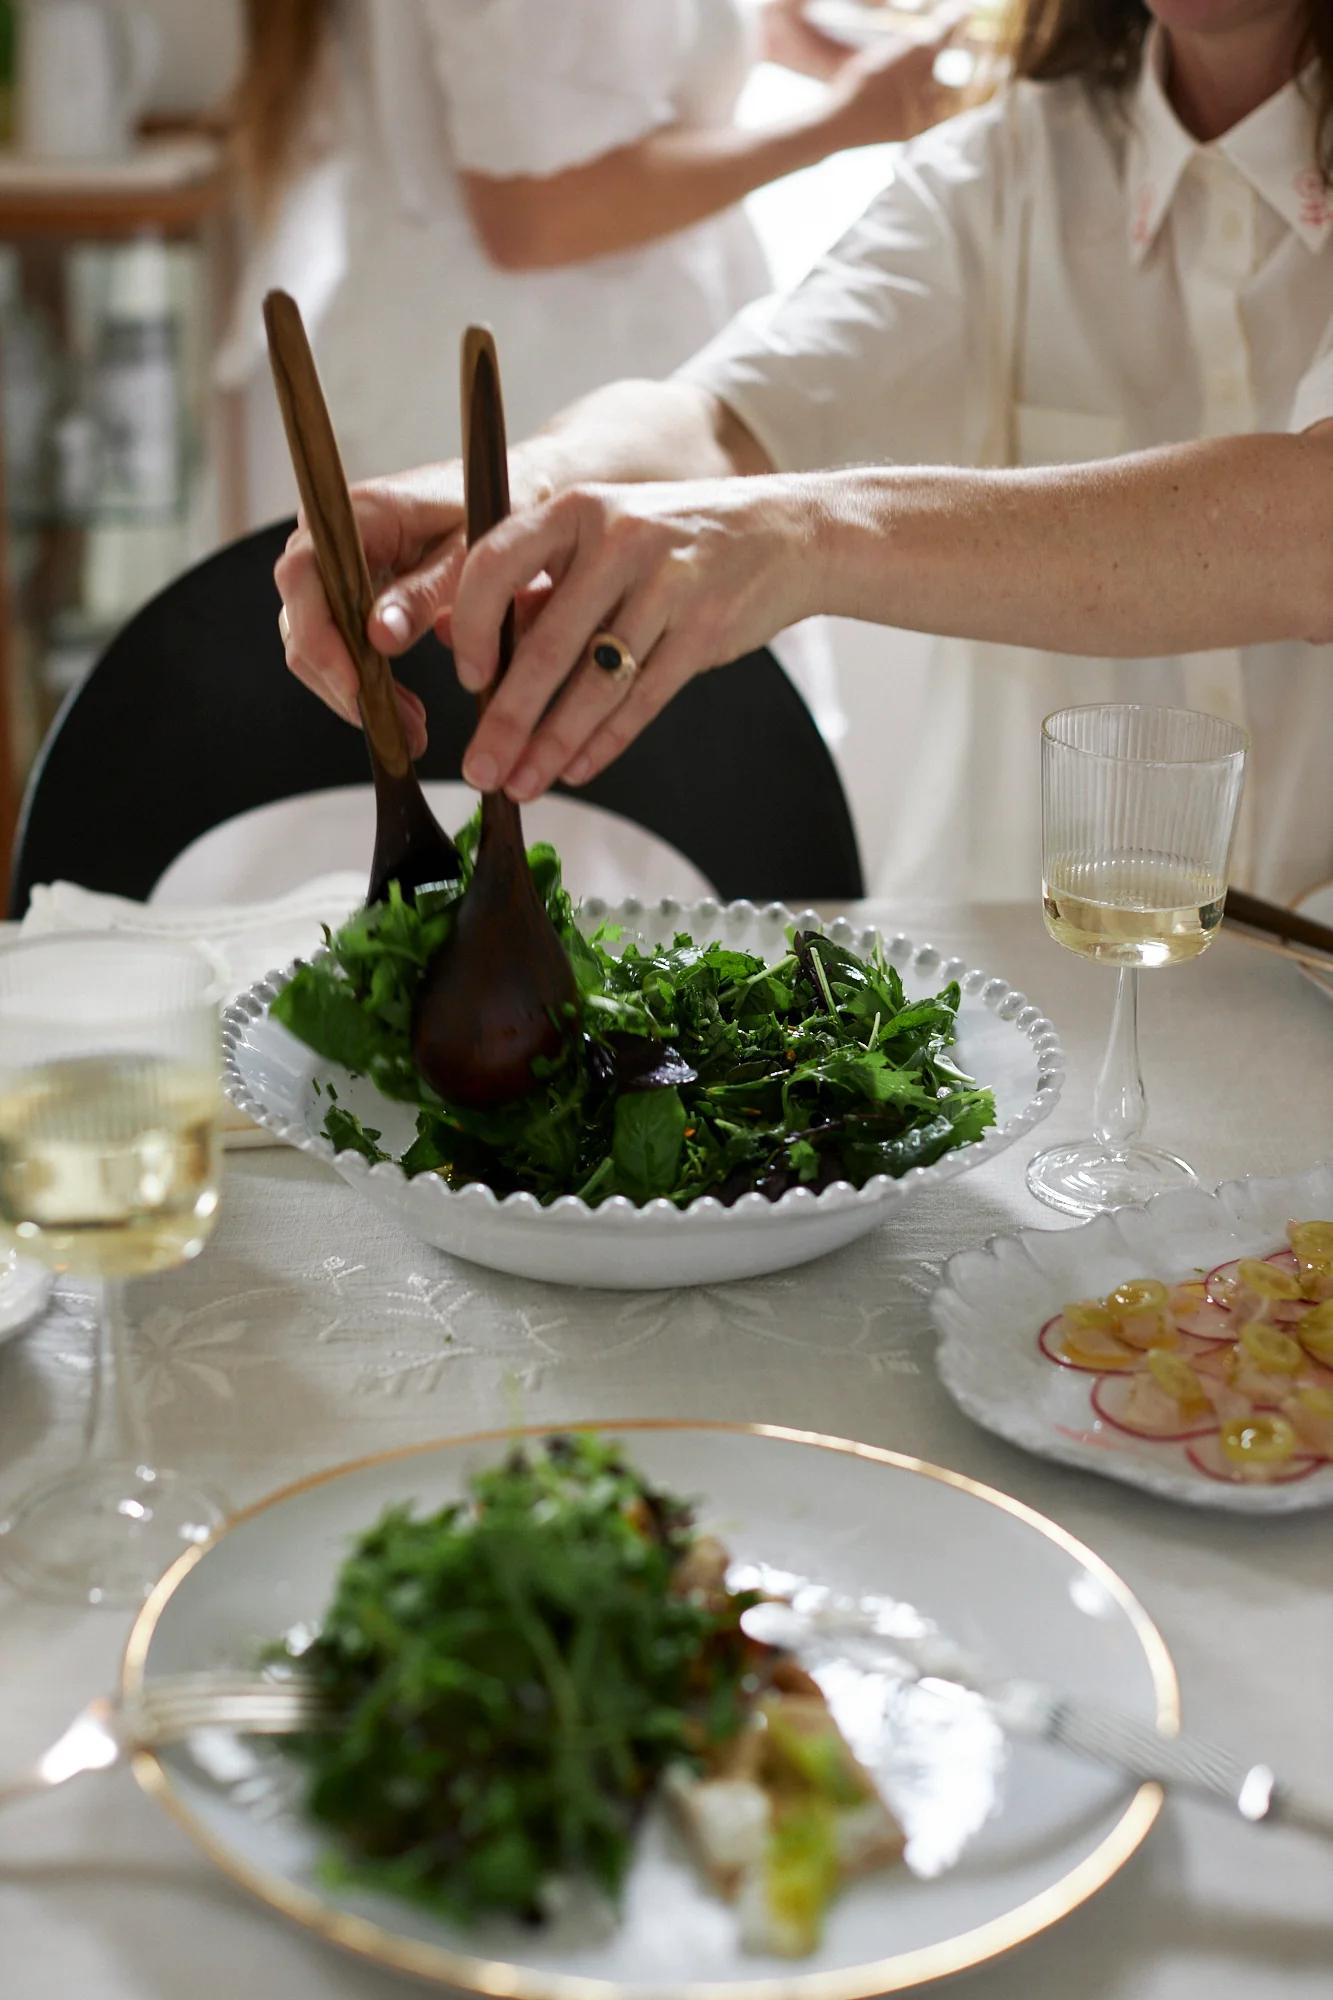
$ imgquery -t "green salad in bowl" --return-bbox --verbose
[270,820,995,1210]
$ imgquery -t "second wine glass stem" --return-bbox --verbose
[1092,966,1147,1156]
[83,1277,149,1472]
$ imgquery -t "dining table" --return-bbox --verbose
[1,896,1330,2000]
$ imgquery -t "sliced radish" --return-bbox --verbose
[1205,1258,1242,1309]
[1199,1348,1297,1408]
[1201,1378,1254,1425]
[1184,1435,1320,1486]
[1168,1284,1235,1342]
[1191,1343,1235,1381]
[1090,1374,1214,1442]
[1210,1254,1308,1326]
[1038,1313,1139,1374]
[1265,1249,1301,1277]
[1176,1325,1238,1356]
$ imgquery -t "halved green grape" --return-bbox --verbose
[1219,1413,1298,1471]
[1106,1278,1169,1314]
[1299,1300,1333,1366]
[1146,1347,1210,1415]
[1105,1278,1175,1350]
[1235,1258,1302,1302]
[1238,1321,1304,1376]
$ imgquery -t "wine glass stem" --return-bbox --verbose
[1092,966,1147,1156]
[83,1277,149,1471]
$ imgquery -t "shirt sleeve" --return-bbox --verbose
[1290,342,1333,430]
[676,97,1009,472]
[424,0,680,179]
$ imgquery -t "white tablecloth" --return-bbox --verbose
[2,902,1331,2000]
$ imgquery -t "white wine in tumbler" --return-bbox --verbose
[1042,855,1225,969]
[0,1054,220,1277]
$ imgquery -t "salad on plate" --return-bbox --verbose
[266,1433,905,1957]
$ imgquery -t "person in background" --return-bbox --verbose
[277,0,1333,908]
[221,0,958,524]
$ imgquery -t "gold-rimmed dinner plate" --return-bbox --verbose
[123,1422,1176,1998]
[0,1247,52,1343]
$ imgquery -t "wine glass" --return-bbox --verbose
[0,934,227,1605]
[1026,704,1247,1219]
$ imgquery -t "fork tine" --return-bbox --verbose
[127,1672,331,1747]
[136,1699,324,1723]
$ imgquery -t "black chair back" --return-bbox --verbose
[9,521,863,916]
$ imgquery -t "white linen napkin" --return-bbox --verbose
[19,876,365,1146]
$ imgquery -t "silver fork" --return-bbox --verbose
[0,1673,331,1811]
[742,1603,1333,1841]
[986,1678,1333,1840]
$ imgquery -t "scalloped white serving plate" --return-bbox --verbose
[931,1161,1333,1514]
[222,899,1064,1289]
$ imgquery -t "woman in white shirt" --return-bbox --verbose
[277,0,1333,904]
[223,0,954,524]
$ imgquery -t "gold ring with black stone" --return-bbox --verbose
[589,630,637,686]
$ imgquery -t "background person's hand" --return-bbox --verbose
[758,0,858,82]
[824,12,966,148]
[448,476,819,802]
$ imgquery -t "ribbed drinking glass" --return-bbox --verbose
[1027,704,1247,1218]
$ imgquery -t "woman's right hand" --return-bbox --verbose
[275,463,474,759]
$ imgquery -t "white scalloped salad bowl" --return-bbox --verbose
[930,1161,1333,1514]
[222,898,1064,1290]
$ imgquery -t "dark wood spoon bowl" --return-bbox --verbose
[409,329,579,1109]
[264,290,461,906]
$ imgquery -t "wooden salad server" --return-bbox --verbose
[263,289,461,905]
[409,327,579,1109]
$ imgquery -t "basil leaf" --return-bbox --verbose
[612,1087,687,1199]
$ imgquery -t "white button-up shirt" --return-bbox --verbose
[681,35,1333,903]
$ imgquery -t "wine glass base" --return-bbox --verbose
[0,1463,226,1608]
[1026,1140,1198,1220]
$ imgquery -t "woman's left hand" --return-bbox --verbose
[449,477,820,801]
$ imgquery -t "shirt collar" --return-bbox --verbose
[1125,27,1329,263]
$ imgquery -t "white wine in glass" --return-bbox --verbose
[0,1053,219,1277]
[1042,856,1226,969]
[1027,706,1247,1219]
[0,936,226,1606]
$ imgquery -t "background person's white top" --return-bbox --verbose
[228,0,771,523]
[682,39,1333,904]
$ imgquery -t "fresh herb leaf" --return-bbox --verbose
[612,1086,687,1200]
[323,1105,388,1163]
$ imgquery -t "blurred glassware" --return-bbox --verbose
[0,935,227,1606]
